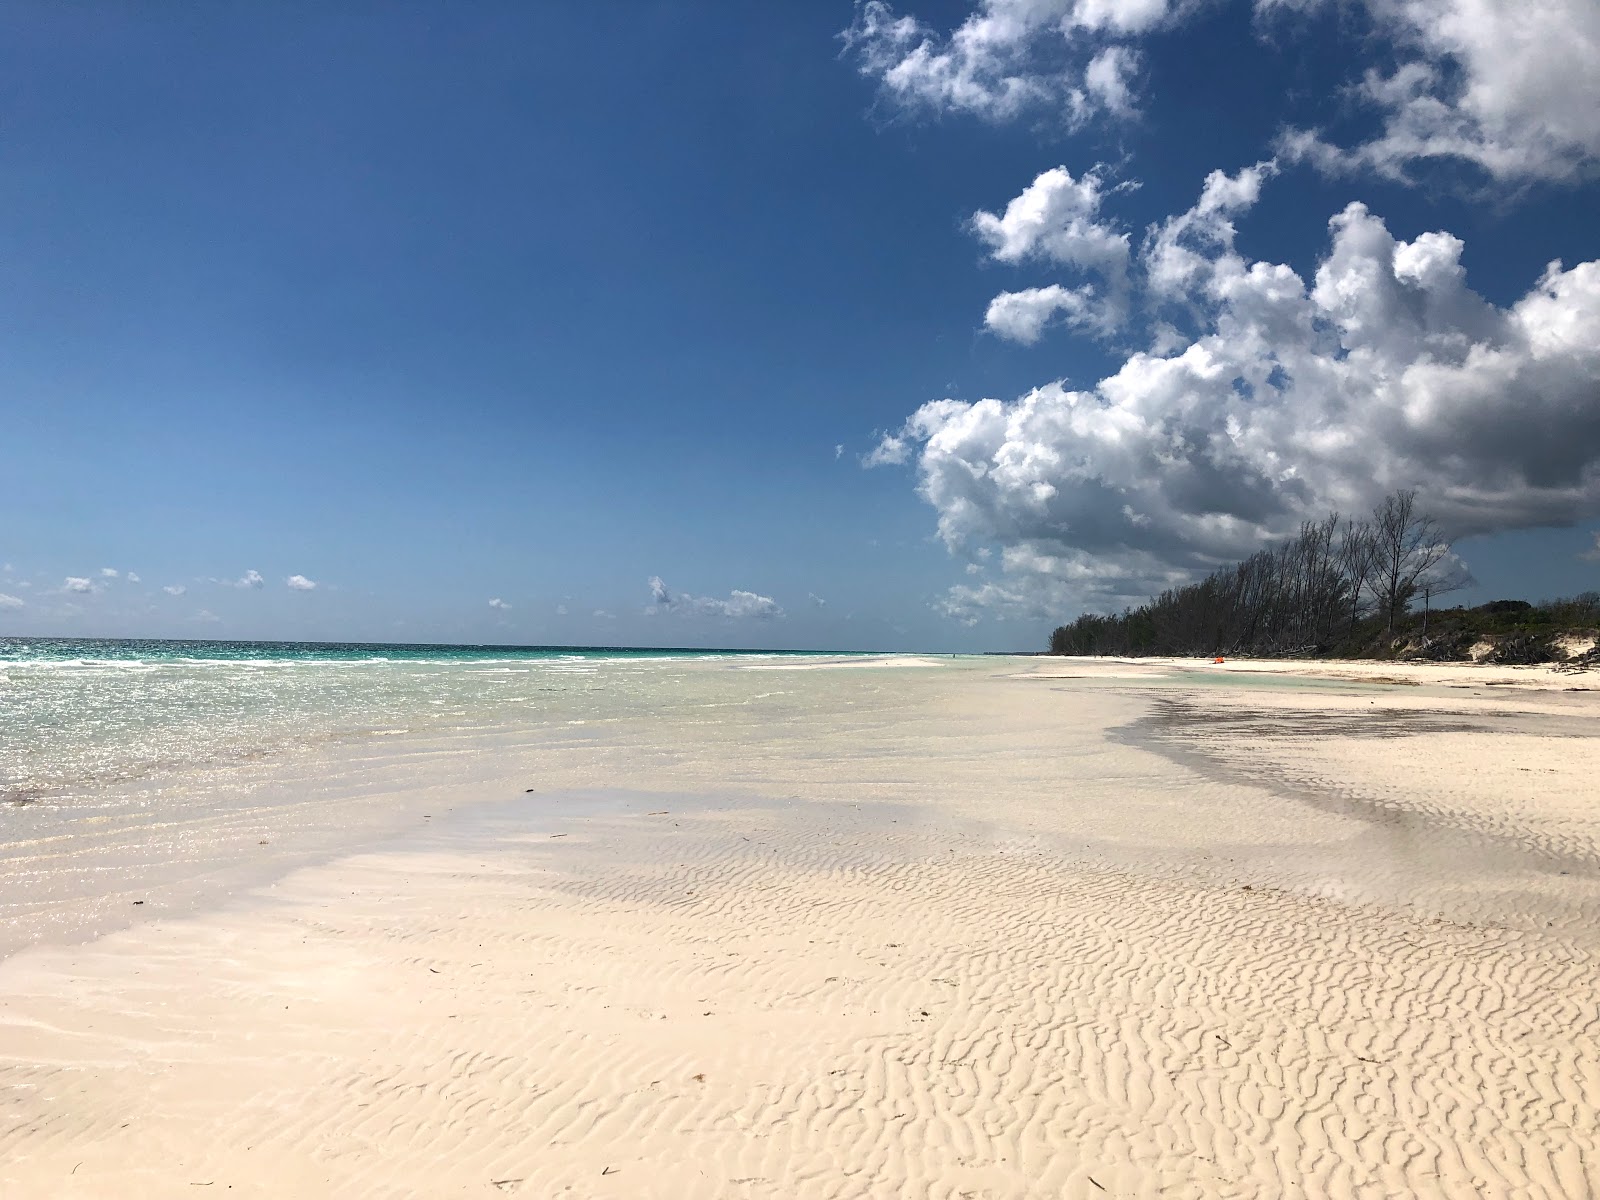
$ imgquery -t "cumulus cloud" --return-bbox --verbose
[1143,161,1275,305]
[286,574,317,591]
[809,592,829,607]
[647,576,784,619]
[488,597,511,610]
[0,593,23,610]
[99,567,119,579]
[1273,0,1600,186]
[63,576,94,594]
[985,284,1102,344]
[556,604,569,615]
[163,584,187,596]
[126,572,140,583]
[1580,533,1600,564]
[213,569,265,589]
[971,166,1139,340]
[840,0,1193,126]
[973,166,1125,266]
[849,0,1600,189]
[871,167,1600,619]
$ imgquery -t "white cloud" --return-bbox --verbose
[126,572,141,583]
[1274,0,1600,186]
[488,598,511,610]
[872,169,1600,620]
[841,0,1191,125]
[99,567,118,579]
[972,165,1131,268]
[286,574,317,591]
[835,443,845,460]
[720,591,785,619]
[63,576,94,594]
[862,434,911,467]
[194,609,221,624]
[556,604,569,615]
[809,592,828,607]
[213,570,265,590]
[1083,44,1138,117]
[850,0,1600,190]
[1143,161,1275,303]
[972,165,1133,336]
[1580,533,1600,564]
[163,585,187,596]
[593,609,615,620]
[647,576,784,619]
[985,284,1102,343]
[0,593,23,610]
[1417,547,1475,593]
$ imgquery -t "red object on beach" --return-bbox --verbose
[1214,656,1226,664]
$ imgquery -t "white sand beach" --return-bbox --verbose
[2,656,1597,1197]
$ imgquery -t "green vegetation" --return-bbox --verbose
[1049,490,1600,666]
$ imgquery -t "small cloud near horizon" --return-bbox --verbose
[647,576,783,619]
[286,574,317,591]
[488,597,511,610]
[213,569,265,590]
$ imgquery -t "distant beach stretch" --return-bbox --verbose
[1,642,1596,1197]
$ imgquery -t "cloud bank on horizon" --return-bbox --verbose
[849,0,1600,623]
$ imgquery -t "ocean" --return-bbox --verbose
[3,636,893,951]
[0,638,834,810]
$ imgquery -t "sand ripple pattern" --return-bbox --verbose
[3,789,1598,1199]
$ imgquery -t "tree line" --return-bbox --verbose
[1049,489,1460,657]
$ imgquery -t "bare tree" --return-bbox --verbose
[1370,489,1450,636]
[1336,516,1377,636]
[1048,489,1456,657]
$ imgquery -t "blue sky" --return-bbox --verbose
[3,1,1597,651]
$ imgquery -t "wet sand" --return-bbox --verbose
[2,656,1597,1197]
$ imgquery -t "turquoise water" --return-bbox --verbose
[0,638,824,664]
[0,638,838,807]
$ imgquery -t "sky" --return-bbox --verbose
[2,0,1597,652]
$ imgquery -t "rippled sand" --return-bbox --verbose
[2,656,1597,1197]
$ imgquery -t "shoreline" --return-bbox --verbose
[3,656,1597,1196]
[0,654,968,958]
